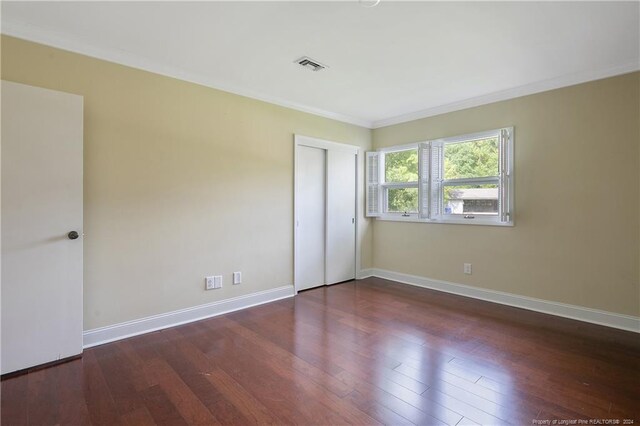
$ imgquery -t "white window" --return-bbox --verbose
[366,127,514,226]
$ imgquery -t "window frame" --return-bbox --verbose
[368,127,514,227]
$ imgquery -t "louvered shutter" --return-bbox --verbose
[429,141,444,219]
[418,142,431,219]
[499,128,511,223]
[366,151,381,217]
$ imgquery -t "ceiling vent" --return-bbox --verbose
[295,56,327,72]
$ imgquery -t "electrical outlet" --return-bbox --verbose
[233,271,242,285]
[205,276,215,290]
[463,263,472,275]
[205,275,223,290]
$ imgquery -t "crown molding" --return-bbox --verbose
[372,61,640,129]
[1,20,374,129]
[3,19,638,131]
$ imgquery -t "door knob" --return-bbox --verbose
[68,231,79,240]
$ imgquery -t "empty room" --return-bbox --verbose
[1,1,639,425]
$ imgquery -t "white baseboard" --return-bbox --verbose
[368,269,640,333]
[356,268,374,279]
[83,270,638,348]
[83,285,295,348]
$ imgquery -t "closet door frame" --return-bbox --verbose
[293,135,359,294]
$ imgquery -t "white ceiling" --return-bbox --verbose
[2,1,639,128]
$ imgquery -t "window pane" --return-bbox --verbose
[444,184,498,216]
[385,149,418,183]
[444,137,498,180]
[387,187,418,213]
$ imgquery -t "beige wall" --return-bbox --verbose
[1,36,372,330]
[2,34,637,329]
[373,72,640,316]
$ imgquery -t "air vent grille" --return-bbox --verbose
[295,56,327,72]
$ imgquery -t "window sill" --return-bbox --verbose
[375,216,514,227]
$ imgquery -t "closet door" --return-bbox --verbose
[294,135,358,292]
[295,145,326,291]
[326,150,356,284]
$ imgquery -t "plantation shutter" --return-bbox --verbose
[366,151,381,217]
[429,141,444,219]
[418,142,431,219]
[499,128,511,223]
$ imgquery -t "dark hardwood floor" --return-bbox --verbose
[2,277,639,425]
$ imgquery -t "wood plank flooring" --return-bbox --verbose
[2,277,639,425]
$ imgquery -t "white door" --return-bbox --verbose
[295,145,326,291]
[294,136,358,292]
[326,150,356,284]
[1,81,84,374]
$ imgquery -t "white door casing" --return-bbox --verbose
[1,81,84,374]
